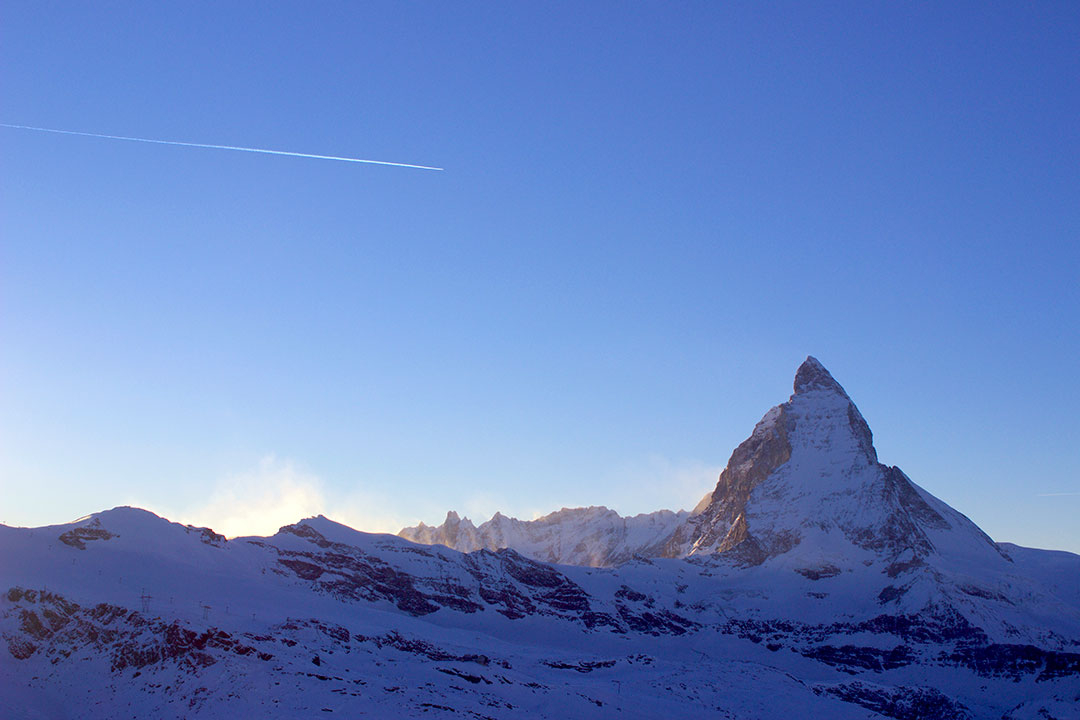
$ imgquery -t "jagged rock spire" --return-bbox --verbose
[793,356,848,397]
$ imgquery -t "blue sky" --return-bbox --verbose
[2,2,1078,551]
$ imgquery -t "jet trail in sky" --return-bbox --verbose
[0,123,443,171]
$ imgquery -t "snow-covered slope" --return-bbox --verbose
[3,358,1079,718]
[3,505,1079,719]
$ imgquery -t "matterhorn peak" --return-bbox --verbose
[679,357,1010,570]
[792,355,848,397]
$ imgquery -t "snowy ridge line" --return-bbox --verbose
[3,357,1079,718]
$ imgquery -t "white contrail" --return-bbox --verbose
[1036,492,1080,497]
[0,123,443,171]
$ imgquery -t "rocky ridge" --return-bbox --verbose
[400,506,693,568]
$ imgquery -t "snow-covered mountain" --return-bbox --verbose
[679,356,1012,569]
[402,357,1009,575]
[3,358,1079,718]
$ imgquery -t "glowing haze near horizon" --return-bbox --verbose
[1,3,1078,551]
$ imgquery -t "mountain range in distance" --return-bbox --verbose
[2,357,1077,719]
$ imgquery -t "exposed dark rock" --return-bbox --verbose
[6,636,37,659]
[311,621,350,644]
[356,631,493,666]
[498,549,568,589]
[795,564,841,580]
[186,525,226,546]
[19,609,51,640]
[616,606,697,636]
[854,608,989,647]
[542,659,616,673]
[58,519,116,550]
[793,356,849,397]
[801,644,916,673]
[688,405,793,559]
[942,644,1080,681]
[957,584,1011,603]
[436,666,491,684]
[816,682,972,720]
[878,584,910,604]
[278,559,325,580]
[614,586,651,604]
[3,588,271,673]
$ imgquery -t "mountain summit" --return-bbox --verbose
[793,355,850,396]
[681,356,1004,571]
[402,357,1003,573]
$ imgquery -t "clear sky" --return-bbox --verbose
[2,2,1078,551]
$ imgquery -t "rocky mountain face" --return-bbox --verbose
[680,357,1008,570]
[3,358,1079,718]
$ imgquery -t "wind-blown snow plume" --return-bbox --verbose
[140,456,424,538]
[0,123,443,170]
[173,457,328,538]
